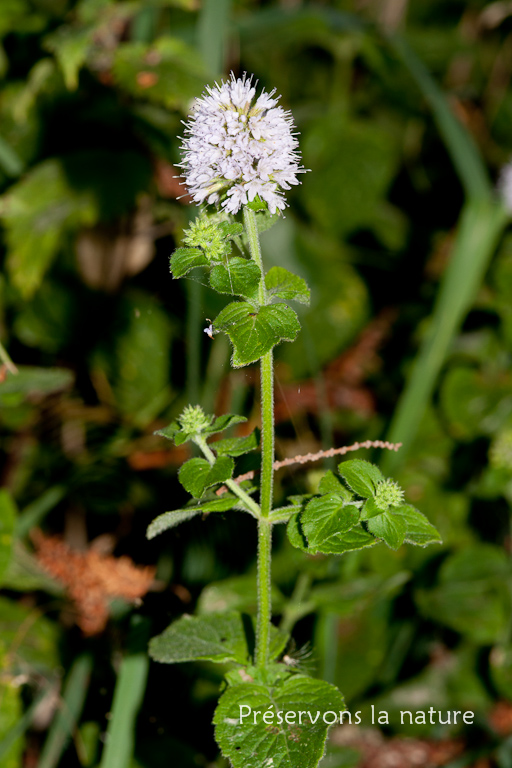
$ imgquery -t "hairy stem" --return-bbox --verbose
[244,205,275,667]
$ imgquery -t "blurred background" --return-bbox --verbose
[2,0,512,766]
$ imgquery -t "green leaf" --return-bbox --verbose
[146,495,238,539]
[206,413,247,436]
[338,459,383,498]
[393,504,442,547]
[170,247,208,278]
[197,574,286,616]
[215,301,300,368]
[212,430,258,457]
[0,681,23,768]
[0,366,73,399]
[112,38,207,111]
[149,611,250,665]
[245,195,267,211]
[255,209,280,233]
[210,257,261,300]
[287,513,309,553]
[0,159,98,298]
[44,26,91,90]
[218,221,244,239]
[214,674,345,768]
[310,524,377,555]
[0,491,15,586]
[367,511,407,550]
[302,495,360,552]
[0,596,59,673]
[265,266,310,305]
[416,545,511,643]
[318,470,352,499]
[178,456,234,498]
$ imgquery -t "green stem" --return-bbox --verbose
[243,205,275,667]
[195,437,261,518]
[0,340,18,374]
[255,518,272,667]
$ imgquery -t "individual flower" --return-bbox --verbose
[179,72,305,215]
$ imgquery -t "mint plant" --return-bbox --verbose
[147,73,441,768]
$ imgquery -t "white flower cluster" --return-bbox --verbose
[179,73,305,215]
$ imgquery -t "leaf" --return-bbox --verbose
[212,430,258,457]
[197,575,286,616]
[310,524,377,556]
[210,258,261,300]
[112,38,207,111]
[149,611,250,665]
[0,159,98,297]
[218,221,244,239]
[178,457,234,498]
[170,247,208,278]
[338,459,383,498]
[318,470,352,499]
[366,512,407,550]
[416,545,511,643]
[146,496,238,539]
[287,513,309,553]
[206,413,247,436]
[302,495,360,552]
[214,301,300,368]
[265,266,310,305]
[0,681,22,768]
[214,674,345,768]
[393,504,442,547]
[0,596,59,673]
[44,26,91,90]
[0,366,73,400]
[255,209,280,233]
[0,491,16,586]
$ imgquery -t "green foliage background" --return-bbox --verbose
[2,0,512,765]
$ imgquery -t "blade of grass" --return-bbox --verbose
[15,486,66,539]
[389,35,491,201]
[38,654,92,768]
[99,619,150,768]
[0,686,49,762]
[383,198,508,473]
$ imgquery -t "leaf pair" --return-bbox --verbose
[288,460,441,554]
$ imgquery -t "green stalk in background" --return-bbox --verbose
[382,36,510,472]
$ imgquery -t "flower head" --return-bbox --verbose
[373,479,404,512]
[179,73,305,215]
[178,405,212,435]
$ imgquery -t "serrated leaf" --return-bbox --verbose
[154,421,180,442]
[170,247,208,278]
[255,209,281,233]
[312,525,377,555]
[146,496,237,539]
[213,430,258,457]
[218,221,244,239]
[210,258,261,300]
[318,470,352,499]
[178,456,234,498]
[287,513,309,553]
[214,301,300,368]
[361,495,382,520]
[214,674,345,768]
[0,491,16,586]
[149,611,249,665]
[393,504,442,546]
[338,459,383,497]
[205,413,247,436]
[367,511,407,550]
[265,266,310,305]
[302,495,360,551]
[245,195,267,211]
